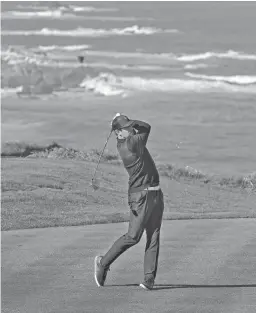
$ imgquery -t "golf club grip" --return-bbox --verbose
[92,130,112,181]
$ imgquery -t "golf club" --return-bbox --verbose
[91,129,113,190]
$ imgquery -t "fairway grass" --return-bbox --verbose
[2,219,256,313]
[1,157,256,231]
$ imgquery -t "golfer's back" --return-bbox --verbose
[117,120,159,193]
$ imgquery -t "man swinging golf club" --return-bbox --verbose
[94,113,164,290]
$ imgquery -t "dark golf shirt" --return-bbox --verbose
[117,120,159,193]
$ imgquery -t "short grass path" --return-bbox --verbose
[2,219,256,313]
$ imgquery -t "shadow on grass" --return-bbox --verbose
[106,284,139,287]
[108,283,256,290]
[153,284,256,290]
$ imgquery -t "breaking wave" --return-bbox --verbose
[1,10,78,19]
[1,46,169,73]
[1,47,49,66]
[2,12,152,21]
[16,5,50,10]
[82,50,255,62]
[1,26,179,37]
[178,50,256,62]
[184,63,210,70]
[24,48,256,63]
[36,45,91,52]
[66,5,118,12]
[79,73,256,95]
[2,66,256,97]
[1,87,23,98]
[4,46,254,66]
[76,50,174,60]
[80,74,128,97]
[185,73,256,85]
[2,46,256,97]
[16,4,118,12]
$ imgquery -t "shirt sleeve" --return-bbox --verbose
[127,120,151,155]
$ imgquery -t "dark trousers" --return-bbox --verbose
[101,189,164,282]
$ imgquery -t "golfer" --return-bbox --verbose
[94,113,164,290]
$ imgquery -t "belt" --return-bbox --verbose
[144,185,161,191]
[129,184,161,193]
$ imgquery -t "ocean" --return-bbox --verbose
[1,1,256,178]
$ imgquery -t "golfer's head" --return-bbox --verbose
[112,115,134,140]
[114,127,134,139]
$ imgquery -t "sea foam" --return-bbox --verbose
[178,50,256,62]
[37,45,91,52]
[186,72,256,85]
[16,4,118,12]
[1,10,78,19]
[80,73,256,96]
[1,26,179,37]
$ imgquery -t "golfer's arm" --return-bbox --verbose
[128,120,151,152]
[131,120,151,136]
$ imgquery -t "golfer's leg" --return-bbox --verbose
[100,209,144,268]
[144,190,164,281]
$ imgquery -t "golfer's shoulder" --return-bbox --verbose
[127,134,141,150]
[127,133,137,142]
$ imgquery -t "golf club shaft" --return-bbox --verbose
[92,130,113,183]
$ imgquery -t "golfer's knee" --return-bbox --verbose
[125,233,141,245]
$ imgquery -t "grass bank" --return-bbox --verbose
[1,152,256,231]
[2,141,256,190]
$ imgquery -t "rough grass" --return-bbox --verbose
[1,141,121,163]
[2,141,256,191]
[157,164,256,191]
[1,157,256,231]
[1,141,62,157]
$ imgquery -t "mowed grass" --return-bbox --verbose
[2,219,256,313]
[1,157,256,231]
